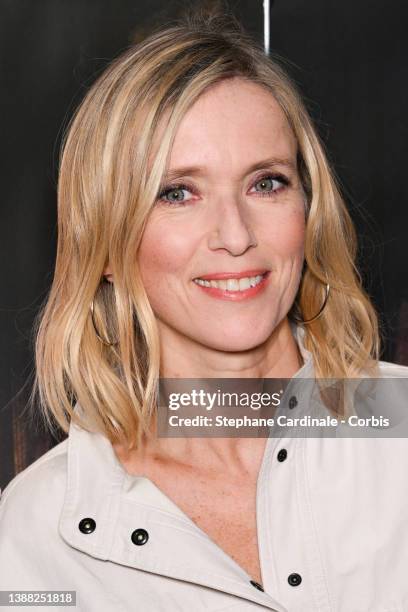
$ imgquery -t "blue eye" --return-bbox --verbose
[158,184,194,204]
[156,173,290,205]
[251,174,289,196]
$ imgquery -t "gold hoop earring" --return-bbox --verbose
[291,283,330,325]
[90,299,118,346]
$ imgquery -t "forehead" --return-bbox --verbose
[168,77,297,172]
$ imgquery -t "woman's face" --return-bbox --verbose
[138,77,306,352]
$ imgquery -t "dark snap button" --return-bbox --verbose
[78,518,96,534]
[250,580,264,592]
[289,396,298,410]
[288,573,302,587]
[277,448,287,462]
[131,528,149,546]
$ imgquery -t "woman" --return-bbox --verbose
[1,11,407,612]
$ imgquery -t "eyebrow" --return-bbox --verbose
[162,156,297,182]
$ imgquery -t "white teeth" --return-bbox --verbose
[194,274,266,292]
[227,279,239,291]
[239,277,251,290]
[250,275,263,287]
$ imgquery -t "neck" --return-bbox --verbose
[158,317,303,379]
[114,318,304,478]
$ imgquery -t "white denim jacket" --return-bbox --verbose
[1,326,408,612]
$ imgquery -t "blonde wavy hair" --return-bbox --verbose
[32,10,380,448]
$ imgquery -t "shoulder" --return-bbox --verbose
[0,440,69,587]
[377,359,408,377]
[0,438,68,528]
[0,438,68,503]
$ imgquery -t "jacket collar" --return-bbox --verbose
[58,324,313,611]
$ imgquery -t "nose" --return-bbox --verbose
[207,196,257,256]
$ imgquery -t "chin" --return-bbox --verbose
[197,328,273,353]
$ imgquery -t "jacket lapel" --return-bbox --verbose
[59,419,286,611]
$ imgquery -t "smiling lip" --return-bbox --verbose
[192,270,270,302]
[193,269,269,281]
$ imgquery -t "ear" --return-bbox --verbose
[103,265,113,283]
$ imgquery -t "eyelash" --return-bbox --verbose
[157,173,291,205]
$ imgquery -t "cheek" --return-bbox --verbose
[137,216,196,290]
[285,211,306,256]
[261,206,306,261]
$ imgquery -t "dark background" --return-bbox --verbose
[1,0,407,490]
